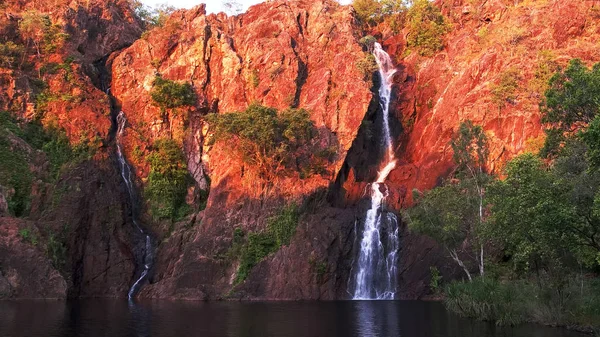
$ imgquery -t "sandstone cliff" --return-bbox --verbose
[0,0,598,300]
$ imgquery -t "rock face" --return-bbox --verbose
[109,0,374,299]
[0,0,142,299]
[0,218,67,299]
[1,0,599,301]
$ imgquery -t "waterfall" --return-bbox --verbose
[351,43,400,300]
[116,111,154,300]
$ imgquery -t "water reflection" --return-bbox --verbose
[0,300,588,337]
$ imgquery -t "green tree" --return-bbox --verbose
[484,154,582,273]
[541,59,600,157]
[352,0,383,26]
[150,75,196,134]
[207,104,322,182]
[19,10,48,57]
[451,120,490,276]
[145,138,191,220]
[406,0,450,56]
[406,121,490,280]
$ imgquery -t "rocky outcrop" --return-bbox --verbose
[0,218,67,299]
[109,0,374,299]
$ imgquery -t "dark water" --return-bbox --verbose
[0,300,587,337]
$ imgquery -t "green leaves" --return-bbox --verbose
[145,138,191,221]
[150,75,196,115]
[207,104,325,181]
[406,0,450,56]
[541,59,600,157]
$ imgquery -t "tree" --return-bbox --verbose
[406,0,450,56]
[451,120,490,276]
[150,75,196,135]
[18,10,48,56]
[352,0,408,29]
[145,138,190,220]
[541,59,600,157]
[406,120,490,280]
[407,183,479,281]
[207,104,326,182]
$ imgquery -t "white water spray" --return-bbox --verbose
[116,112,153,300]
[351,43,400,300]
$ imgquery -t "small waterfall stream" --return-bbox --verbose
[351,43,400,300]
[116,111,154,300]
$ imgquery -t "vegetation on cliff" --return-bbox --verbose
[406,59,600,331]
[207,104,331,182]
[145,138,191,221]
[353,0,449,55]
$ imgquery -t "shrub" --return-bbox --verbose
[233,204,299,284]
[406,0,450,57]
[0,42,25,68]
[445,278,530,326]
[150,75,196,116]
[0,134,33,217]
[528,50,559,98]
[356,53,379,81]
[18,228,37,245]
[490,67,521,109]
[207,104,327,182]
[47,231,67,269]
[353,0,383,25]
[145,138,191,221]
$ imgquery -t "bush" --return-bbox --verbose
[490,68,521,109]
[0,42,24,68]
[356,53,379,81]
[445,277,600,330]
[406,0,450,56]
[18,228,38,245]
[0,134,32,217]
[145,138,191,221]
[150,75,196,116]
[445,278,530,326]
[352,0,406,28]
[207,104,328,182]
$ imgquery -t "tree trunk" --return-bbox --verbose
[449,248,472,282]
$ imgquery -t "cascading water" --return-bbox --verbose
[351,43,400,300]
[116,111,154,300]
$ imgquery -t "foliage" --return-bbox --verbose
[150,75,196,116]
[407,120,489,280]
[0,133,33,217]
[207,104,326,182]
[528,50,560,98]
[248,68,260,88]
[445,277,600,329]
[445,278,529,326]
[352,0,408,28]
[490,68,521,109]
[0,42,25,68]
[46,231,67,269]
[359,35,377,50]
[234,204,299,285]
[406,0,450,56]
[18,228,37,245]
[267,204,299,247]
[18,10,68,56]
[356,53,379,81]
[429,266,442,293]
[130,0,176,28]
[145,138,191,221]
[353,0,383,25]
[541,59,600,157]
